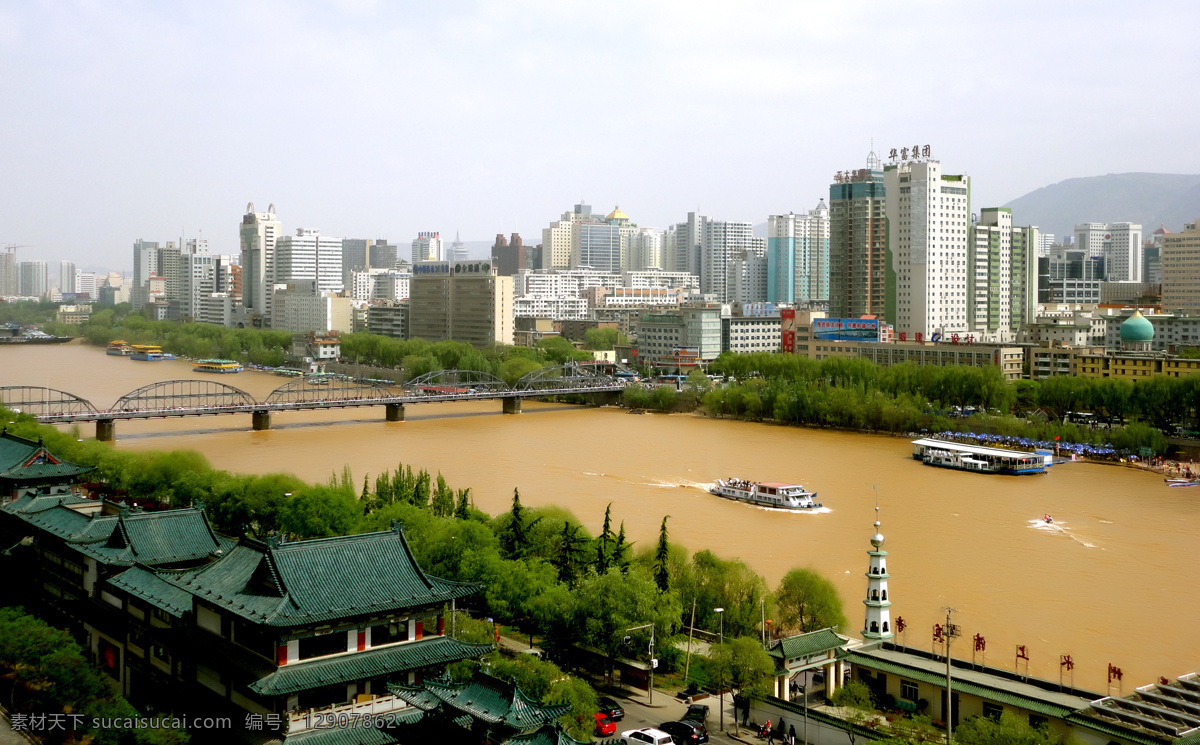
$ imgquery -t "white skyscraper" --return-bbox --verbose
[240,203,282,322]
[448,231,468,262]
[411,232,443,264]
[59,261,76,294]
[885,159,971,339]
[767,202,830,304]
[1074,222,1143,281]
[76,272,97,299]
[968,208,1039,343]
[275,229,344,295]
[701,218,755,303]
[626,227,665,271]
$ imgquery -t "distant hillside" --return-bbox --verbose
[1003,173,1200,242]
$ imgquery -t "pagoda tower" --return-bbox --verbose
[862,506,894,640]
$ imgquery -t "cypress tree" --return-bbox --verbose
[654,515,670,592]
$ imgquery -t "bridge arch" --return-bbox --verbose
[113,380,257,413]
[514,362,620,391]
[0,386,98,417]
[406,369,511,393]
[265,375,396,404]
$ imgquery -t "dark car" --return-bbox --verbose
[682,704,709,723]
[598,696,625,721]
[658,719,709,745]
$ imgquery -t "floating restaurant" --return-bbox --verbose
[911,438,1050,475]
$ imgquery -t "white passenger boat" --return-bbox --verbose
[911,438,1047,475]
[709,478,821,509]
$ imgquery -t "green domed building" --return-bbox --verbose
[1119,310,1154,351]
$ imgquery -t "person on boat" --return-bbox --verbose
[1043,514,1053,523]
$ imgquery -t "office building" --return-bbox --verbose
[1075,222,1143,282]
[0,249,16,297]
[767,203,830,304]
[17,260,48,298]
[829,160,887,319]
[239,203,282,323]
[967,208,1038,343]
[274,229,343,295]
[726,246,768,304]
[1162,220,1200,314]
[885,158,971,339]
[698,218,755,304]
[75,272,97,300]
[635,307,723,368]
[492,233,532,276]
[411,232,443,264]
[59,261,76,294]
[542,202,597,270]
[722,310,782,354]
[408,261,514,346]
[1037,233,1055,257]
[623,269,699,292]
[1038,246,1103,305]
[626,226,664,271]
[365,302,409,339]
[271,279,352,333]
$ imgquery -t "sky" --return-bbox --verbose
[2,0,1198,271]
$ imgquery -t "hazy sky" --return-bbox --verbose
[3,0,1197,270]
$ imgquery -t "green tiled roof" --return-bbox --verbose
[390,673,571,730]
[107,567,194,617]
[1063,712,1169,745]
[502,724,590,745]
[111,509,225,564]
[166,528,481,626]
[768,629,847,662]
[0,432,93,482]
[286,725,401,745]
[248,637,494,696]
[839,650,1081,719]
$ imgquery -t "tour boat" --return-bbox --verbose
[129,344,166,361]
[193,359,243,374]
[1164,477,1200,487]
[709,478,821,510]
[106,340,133,356]
[911,438,1047,475]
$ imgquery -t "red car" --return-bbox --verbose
[594,712,617,737]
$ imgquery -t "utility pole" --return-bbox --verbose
[684,598,697,681]
[943,607,960,745]
[625,623,656,704]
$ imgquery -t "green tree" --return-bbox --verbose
[654,515,671,592]
[596,502,614,575]
[430,473,455,517]
[455,487,472,520]
[832,680,876,745]
[614,521,631,572]
[582,327,624,350]
[573,568,681,684]
[553,520,588,587]
[954,711,1056,745]
[280,485,360,538]
[775,567,848,633]
[499,488,538,559]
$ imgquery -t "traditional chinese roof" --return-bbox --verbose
[160,526,481,626]
[767,628,847,664]
[247,637,494,696]
[390,673,572,731]
[0,431,94,484]
[2,498,228,568]
[106,566,194,617]
[285,724,409,745]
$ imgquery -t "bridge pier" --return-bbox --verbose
[385,403,406,422]
[96,419,115,442]
[252,410,271,431]
[501,397,522,415]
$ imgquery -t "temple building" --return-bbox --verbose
[0,429,94,505]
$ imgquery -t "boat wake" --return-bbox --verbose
[1027,519,1100,549]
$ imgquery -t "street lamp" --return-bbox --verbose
[714,607,725,732]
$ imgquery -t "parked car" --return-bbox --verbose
[598,696,625,721]
[594,713,617,737]
[621,728,674,745]
[658,720,709,745]
[682,704,709,722]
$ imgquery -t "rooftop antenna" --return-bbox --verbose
[866,139,881,170]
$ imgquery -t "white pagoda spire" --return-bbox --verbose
[862,503,893,641]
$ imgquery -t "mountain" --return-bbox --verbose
[1002,173,1200,242]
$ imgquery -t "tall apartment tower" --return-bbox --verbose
[59,261,77,294]
[131,239,159,310]
[542,202,594,270]
[1075,222,1143,281]
[275,229,344,295]
[239,203,282,322]
[411,232,443,264]
[967,208,1039,343]
[884,159,971,338]
[767,202,830,305]
[1162,220,1200,314]
[17,261,48,298]
[700,219,755,303]
[626,227,664,271]
[0,249,16,297]
[829,162,887,318]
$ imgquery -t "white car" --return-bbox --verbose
[621,728,674,745]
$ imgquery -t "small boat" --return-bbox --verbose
[129,344,166,361]
[194,359,244,374]
[1164,478,1200,487]
[709,478,821,510]
[1043,514,1054,524]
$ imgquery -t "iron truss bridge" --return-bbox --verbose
[0,364,629,440]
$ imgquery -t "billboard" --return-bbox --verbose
[812,318,880,341]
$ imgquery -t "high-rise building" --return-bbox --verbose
[885,158,971,339]
[447,231,468,262]
[1037,233,1055,257]
[700,218,755,304]
[59,261,76,294]
[370,240,397,269]
[571,218,623,273]
[17,260,48,298]
[626,227,664,271]
[726,246,768,304]
[275,229,343,296]
[0,248,16,297]
[131,239,159,310]
[1162,220,1200,314]
[408,260,514,346]
[767,202,830,305]
[967,208,1039,343]
[541,202,595,270]
[342,238,373,287]
[829,160,887,319]
[492,233,531,276]
[1075,222,1143,282]
[663,212,704,278]
[411,232,443,264]
[75,272,97,300]
[239,203,282,322]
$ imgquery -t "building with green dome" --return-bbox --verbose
[1119,310,1155,352]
